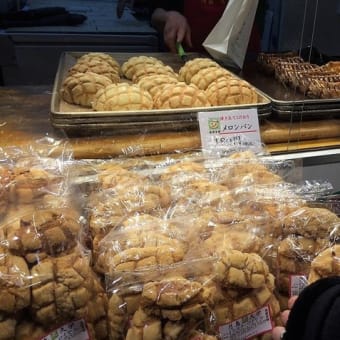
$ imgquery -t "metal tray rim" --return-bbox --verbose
[51,51,272,119]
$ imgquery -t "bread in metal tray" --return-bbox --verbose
[137,74,179,98]
[92,83,153,111]
[178,57,220,84]
[206,77,259,106]
[68,58,120,83]
[189,66,233,90]
[78,52,120,72]
[121,56,164,80]
[60,71,113,107]
[153,82,211,109]
[132,64,177,83]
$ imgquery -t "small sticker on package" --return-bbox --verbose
[219,305,273,340]
[40,319,89,340]
[289,275,308,297]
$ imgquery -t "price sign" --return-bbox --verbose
[198,108,261,151]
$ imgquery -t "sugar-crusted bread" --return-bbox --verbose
[206,78,259,106]
[92,83,153,111]
[60,71,112,107]
[153,82,211,109]
[178,57,220,84]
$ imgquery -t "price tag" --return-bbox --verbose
[40,319,90,340]
[289,275,308,297]
[219,305,273,340]
[198,108,261,152]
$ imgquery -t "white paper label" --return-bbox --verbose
[198,108,261,152]
[289,275,308,297]
[40,319,89,340]
[219,305,273,340]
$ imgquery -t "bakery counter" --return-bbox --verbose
[0,85,340,159]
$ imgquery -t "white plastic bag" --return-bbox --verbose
[203,0,259,70]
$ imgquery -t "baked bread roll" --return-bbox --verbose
[68,58,120,83]
[179,57,220,84]
[216,162,283,189]
[30,250,108,338]
[282,207,340,239]
[189,66,233,90]
[0,249,31,314]
[277,235,328,294]
[137,74,178,98]
[2,209,81,264]
[153,82,211,109]
[121,56,164,80]
[8,166,62,204]
[308,244,340,283]
[206,78,259,106]
[77,52,120,72]
[95,215,186,274]
[92,83,153,111]
[0,314,17,340]
[60,71,112,107]
[0,166,11,218]
[132,64,177,83]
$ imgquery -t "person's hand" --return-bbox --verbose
[272,296,298,340]
[162,11,192,53]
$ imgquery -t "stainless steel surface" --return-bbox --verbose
[50,52,272,135]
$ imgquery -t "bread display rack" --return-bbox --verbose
[50,52,272,136]
[242,55,340,120]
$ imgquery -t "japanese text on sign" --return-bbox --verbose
[198,108,261,151]
[40,319,90,340]
[219,305,273,340]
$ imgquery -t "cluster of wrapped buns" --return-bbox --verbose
[60,53,261,111]
[2,150,340,339]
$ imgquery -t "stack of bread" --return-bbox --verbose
[60,52,261,112]
[1,147,339,339]
[277,207,340,295]
[0,152,108,340]
[257,52,340,98]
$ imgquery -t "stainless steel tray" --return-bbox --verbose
[50,52,272,135]
[241,62,340,120]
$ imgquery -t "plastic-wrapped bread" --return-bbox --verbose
[168,179,234,216]
[308,244,340,283]
[92,83,153,111]
[60,71,112,107]
[206,77,259,106]
[0,165,11,218]
[88,183,172,268]
[0,248,31,314]
[106,255,281,339]
[68,58,120,83]
[276,207,340,295]
[189,66,233,90]
[282,207,340,240]
[7,165,63,204]
[153,82,211,109]
[95,214,188,274]
[202,227,264,255]
[121,55,164,80]
[30,249,108,339]
[215,161,283,189]
[277,234,328,295]
[178,57,220,84]
[95,163,145,190]
[1,208,82,264]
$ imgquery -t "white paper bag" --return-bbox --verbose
[203,0,259,70]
